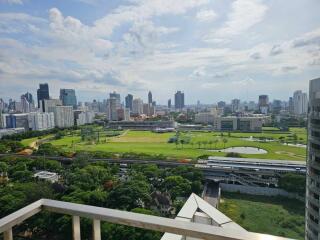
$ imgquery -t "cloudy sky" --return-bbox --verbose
[0,0,319,104]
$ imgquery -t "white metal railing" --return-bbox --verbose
[0,199,294,240]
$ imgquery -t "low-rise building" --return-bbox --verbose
[214,116,263,132]
[0,128,25,139]
[108,120,176,130]
[34,171,59,183]
[194,113,214,124]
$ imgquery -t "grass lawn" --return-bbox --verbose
[21,137,39,147]
[219,192,305,239]
[20,128,307,161]
[44,129,306,160]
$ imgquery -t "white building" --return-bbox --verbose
[28,112,55,131]
[34,171,59,183]
[106,98,119,121]
[293,90,308,115]
[195,113,215,124]
[42,99,62,113]
[53,106,74,128]
[75,111,95,126]
[132,98,143,115]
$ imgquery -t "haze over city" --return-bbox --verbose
[0,0,320,103]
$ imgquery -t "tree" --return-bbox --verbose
[222,138,228,149]
[107,180,151,210]
[214,139,219,149]
[278,173,305,195]
[0,162,8,174]
[163,176,191,200]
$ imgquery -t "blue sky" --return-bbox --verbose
[0,0,319,104]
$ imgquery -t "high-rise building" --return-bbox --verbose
[5,114,29,130]
[74,111,95,126]
[60,89,77,109]
[306,78,320,240]
[217,101,226,108]
[132,98,143,115]
[148,91,152,104]
[272,100,282,113]
[288,97,294,113]
[37,83,49,109]
[106,97,119,121]
[231,99,240,112]
[168,99,171,109]
[293,90,308,115]
[42,99,62,113]
[21,95,32,113]
[28,112,55,131]
[53,106,74,128]
[258,95,269,114]
[125,94,133,111]
[0,99,5,113]
[174,91,184,109]
[23,92,33,104]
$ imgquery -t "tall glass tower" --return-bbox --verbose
[306,77,320,240]
[60,89,77,109]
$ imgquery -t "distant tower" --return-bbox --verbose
[306,77,320,240]
[125,94,133,111]
[148,91,153,104]
[258,95,269,114]
[37,83,49,109]
[174,91,184,110]
[60,89,77,109]
[168,99,171,109]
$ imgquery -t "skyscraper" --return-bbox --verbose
[132,98,143,115]
[37,83,49,109]
[125,94,133,111]
[306,78,320,240]
[231,99,240,112]
[60,89,77,109]
[53,106,74,128]
[110,91,121,109]
[168,99,171,109]
[174,91,184,110]
[288,97,294,113]
[293,90,308,115]
[148,91,152,104]
[106,97,119,121]
[23,92,33,104]
[258,95,269,114]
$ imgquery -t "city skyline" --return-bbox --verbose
[0,0,319,103]
[0,82,310,106]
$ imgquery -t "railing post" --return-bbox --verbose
[72,216,81,240]
[92,219,101,240]
[4,228,13,240]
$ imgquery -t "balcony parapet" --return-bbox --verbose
[0,199,295,240]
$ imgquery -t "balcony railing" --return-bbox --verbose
[0,199,293,240]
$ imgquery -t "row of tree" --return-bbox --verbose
[0,155,203,240]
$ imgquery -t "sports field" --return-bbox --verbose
[22,127,307,161]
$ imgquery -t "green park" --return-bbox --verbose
[20,126,307,161]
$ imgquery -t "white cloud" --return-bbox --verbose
[0,0,23,4]
[200,82,220,89]
[215,0,267,37]
[196,9,217,22]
